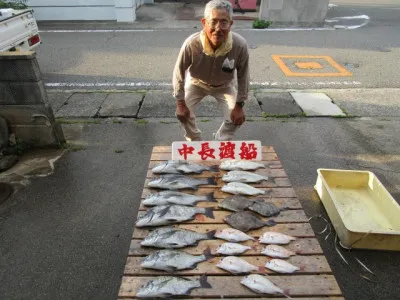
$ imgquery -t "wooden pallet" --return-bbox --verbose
[118,146,344,299]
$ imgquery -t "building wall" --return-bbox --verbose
[26,0,153,22]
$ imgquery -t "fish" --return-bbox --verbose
[177,163,219,174]
[136,205,214,227]
[247,201,281,217]
[216,242,252,255]
[220,159,266,171]
[265,259,300,274]
[218,195,253,212]
[148,174,216,190]
[261,245,296,258]
[215,228,255,242]
[224,211,276,232]
[136,275,212,298]
[222,170,269,183]
[141,227,216,248]
[221,182,266,196]
[143,191,216,206]
[152,160,188,174]
[141,248,213,272]
[259,232,296,245]
[152,160,218,174]
[216,256,261,274]
[240,274,290,297]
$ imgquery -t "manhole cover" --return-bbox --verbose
[0,182,13,205]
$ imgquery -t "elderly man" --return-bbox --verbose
[173,0,250,141]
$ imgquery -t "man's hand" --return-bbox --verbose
[176,100,190,122]
[230,104,245,125]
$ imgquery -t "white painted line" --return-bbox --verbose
[45,81,362,88]
[325,15,370,30]
[328,4,338,8]
[239,27,335,32]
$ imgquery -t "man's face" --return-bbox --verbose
[202,8,233,49]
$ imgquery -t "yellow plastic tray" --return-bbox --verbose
[315,169,400,251]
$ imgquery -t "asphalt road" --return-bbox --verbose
[35,3,400,90]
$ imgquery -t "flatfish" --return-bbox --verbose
[221,182,266,196]
[247,201,281,217]
[136,205,214,227]
[141,248,213,272]
[216,242,252,255]
[224,211,276,232]
[143,191,216,206]
[141,227,215,248]
[241,274,290,297]
[136,275,212,298]
[218,195,253,212]
[261,245,296,258]
[259,232,296,245]
[148,174,216,190]
[265,259,300,274]
[216,256,261,274]
[222,170,269,183]
[215,228,255,242]
[220,160,266,171]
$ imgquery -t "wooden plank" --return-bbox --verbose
[118,275,342,297]
[150,152,280,161]
[139,197,303,210]
[129,238,323,256]
[136,209,308,224]
[124,255,332,275]
[151,146,276,153]
[141,187,297,198]
[132,223,315,239]
[145,168,289,179]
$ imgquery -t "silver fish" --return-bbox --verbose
[216,242,252,255]
[222,170,269,183]
[152,160,188,174]
[141,227,215,248]
[247,201,281,217]
[136,205,214,227]
[218,195,253,212]
[241,274,289,297]
[216,256,260,274]
[141,248,213,272]
[148,174,216,190]
[143,191,216,206]
[220,160,266,171]
[215,228,255,242]
[261,245,296,258]
[221,182,266,196]
[224,211,276,232]
[136,275,212,298]
[177,163,219,174]
[259,232,296,245]
[265,259,299,274]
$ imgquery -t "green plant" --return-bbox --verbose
[0,0,28,9]
[252,19,272,29]
[114,149,124,153]
[136,119,148,125]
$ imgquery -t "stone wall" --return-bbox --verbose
[259,0,330,27]
[0,52,65,148]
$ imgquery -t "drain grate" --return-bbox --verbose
[0,182,13,205]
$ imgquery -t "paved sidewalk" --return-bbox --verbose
[48,88,400,119]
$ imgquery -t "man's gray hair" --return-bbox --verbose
[204,0,233,20]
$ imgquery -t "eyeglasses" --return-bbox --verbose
[206,19,231,29]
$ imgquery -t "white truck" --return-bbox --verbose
[0,8,40,52]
